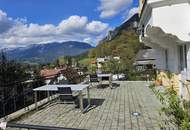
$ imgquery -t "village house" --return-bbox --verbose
[96,56,120,72]
[138,0,190,100]
[40,66,80,85]
[40,68,67,85]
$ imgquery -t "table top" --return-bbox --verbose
[97,74,112,77]
[33,84,89,91]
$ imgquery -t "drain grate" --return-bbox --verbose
[132,112,141,117]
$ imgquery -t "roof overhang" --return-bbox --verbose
[139,0,190,26]
[134,60,155,65]
[141,25,188,49]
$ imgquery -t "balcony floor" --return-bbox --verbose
[9,81,177,130]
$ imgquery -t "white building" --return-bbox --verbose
[96,56,121,72]
[139,0,190,100]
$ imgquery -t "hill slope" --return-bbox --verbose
[88,14,142,71]
[7,41,93,63]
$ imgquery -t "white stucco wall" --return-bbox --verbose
[154,47,165,70]
[168,45,179,73]
[144,39,180,73]
[152,3,190,41]
[186,44,190,80]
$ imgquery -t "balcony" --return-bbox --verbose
[2,81,177,130]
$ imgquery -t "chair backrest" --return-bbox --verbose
[102,76,109,81]
[90,74,99,82]
[58,87,73,101]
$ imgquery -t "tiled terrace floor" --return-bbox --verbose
[9,81,177,130]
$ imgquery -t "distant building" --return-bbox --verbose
[96,56,120,73]
[113,56,120,60]
[139,0,190,100]
[40,68,67,85]
[40,66,80,84]
[96,57,107,72]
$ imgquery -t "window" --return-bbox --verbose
[165,49,168,70]
[184,45,187,68]
[179,45,187,71]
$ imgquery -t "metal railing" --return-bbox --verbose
[3,122,87,130]
[0,80,47,118]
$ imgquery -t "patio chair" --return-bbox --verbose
[99,75,112,88]
[89,74,99,87]
[101,76,110,81]
[57,87,78,104]
[90,74,99,82]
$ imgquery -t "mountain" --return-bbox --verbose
[6,41,94,63]
[101,14,139,42]
[88,13,143,70]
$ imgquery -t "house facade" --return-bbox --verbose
[40,68,67,85]
[138,0,190,100]
[40,66,81,85]
[134,48,156,71]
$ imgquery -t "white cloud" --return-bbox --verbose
[58,15,88,34]
[0,10,14,33]
[0,10,109,49]
[98,0,132,18]
[83,37,93,44]
[86,21,108,35]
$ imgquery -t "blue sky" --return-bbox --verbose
[0,0,139,48]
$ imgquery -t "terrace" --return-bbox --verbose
[4,81,177,130]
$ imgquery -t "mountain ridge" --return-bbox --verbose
[101,14,139,42]
[6,41,94,63]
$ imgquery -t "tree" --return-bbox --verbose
[0,52,28,99]
[55,59,60,67]
[102,58,125,79]
[88,49,97,58]
[88,64,97,74]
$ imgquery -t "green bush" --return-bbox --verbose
[127,69,156,81]
[150,84,190,129]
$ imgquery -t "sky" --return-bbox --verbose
[0,0,139,48]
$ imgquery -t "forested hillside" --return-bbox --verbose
[88,14,143,71]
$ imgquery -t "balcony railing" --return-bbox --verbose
[0,80,47,118]
[1,122,87,130]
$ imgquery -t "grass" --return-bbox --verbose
[79,57,95,66]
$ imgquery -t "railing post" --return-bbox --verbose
[13,95,16,111]
[3,101,5,117]
[24,92,28,111]
[34,91,38,110]
[47,91,50,102]
[87,86,90,106]
[79,91,84,112]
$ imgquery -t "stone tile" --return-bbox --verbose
[7,81,177,130]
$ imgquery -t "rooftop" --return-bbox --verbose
[136,49,155,61]
[7,81,177,130]
[40,68,62,79]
